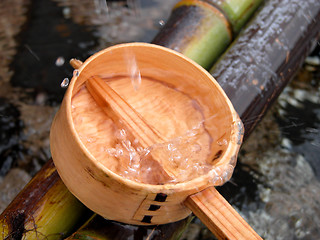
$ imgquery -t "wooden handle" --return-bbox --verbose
[85,75,180,179]
[185,187,262,240]
[86,76,167,148]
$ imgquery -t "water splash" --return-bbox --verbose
[105,121,213,184]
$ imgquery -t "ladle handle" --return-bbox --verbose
[185,187,262,240]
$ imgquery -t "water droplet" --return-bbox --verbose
[187,129,198,137]
[73,69,79,77]
[116,148,123,157]
[116,129,127,140]
[94,0,109,15]
[129,151,136,161]
[191,144,201,152]
[180,158,189,169]
[86,137,96,143]
[61,78,69,88]
[125,52,142,91]
[136,146,144,153]
[131,71,141,91]
[63,7,71,19]
[55,56,65,66]
[217,139,228,146]
[159,19,165,26]
[122,139,131,149]
[173,46,180,52]
[167,143,176,151]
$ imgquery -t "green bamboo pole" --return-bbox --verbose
[210,0,264,34]
[0,160,92,240]
[152,0,263,69]
[0,1,264,239]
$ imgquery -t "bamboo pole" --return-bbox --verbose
[152,0,263,69]
[210,0,264,34]
[0,160,92,240]
[183,1,320,239]
[210,0,320,138]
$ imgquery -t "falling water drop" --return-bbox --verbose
[61,78,69,88]
[55,56,65,66]
[126,51,141,91]
[94,0,109,15]
[131,71,141,91]
[159,19,165,26]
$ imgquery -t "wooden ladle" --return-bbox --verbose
[69,58,262,240]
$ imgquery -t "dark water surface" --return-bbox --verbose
[0,1,320,239]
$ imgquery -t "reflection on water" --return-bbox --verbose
[0,0,320,239]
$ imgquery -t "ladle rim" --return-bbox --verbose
[64,42,242,193]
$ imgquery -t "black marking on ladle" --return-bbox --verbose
[212,150,224,161]
[141,215,153,223]
[148,204,161,211]
[154,193,167,202]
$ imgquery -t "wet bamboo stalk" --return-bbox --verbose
[0,160,92,240]
[152,0,263,69]
[210,0,320,138]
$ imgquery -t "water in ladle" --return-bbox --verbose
[71,61,225,184]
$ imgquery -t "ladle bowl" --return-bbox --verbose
[50,43,243,226]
